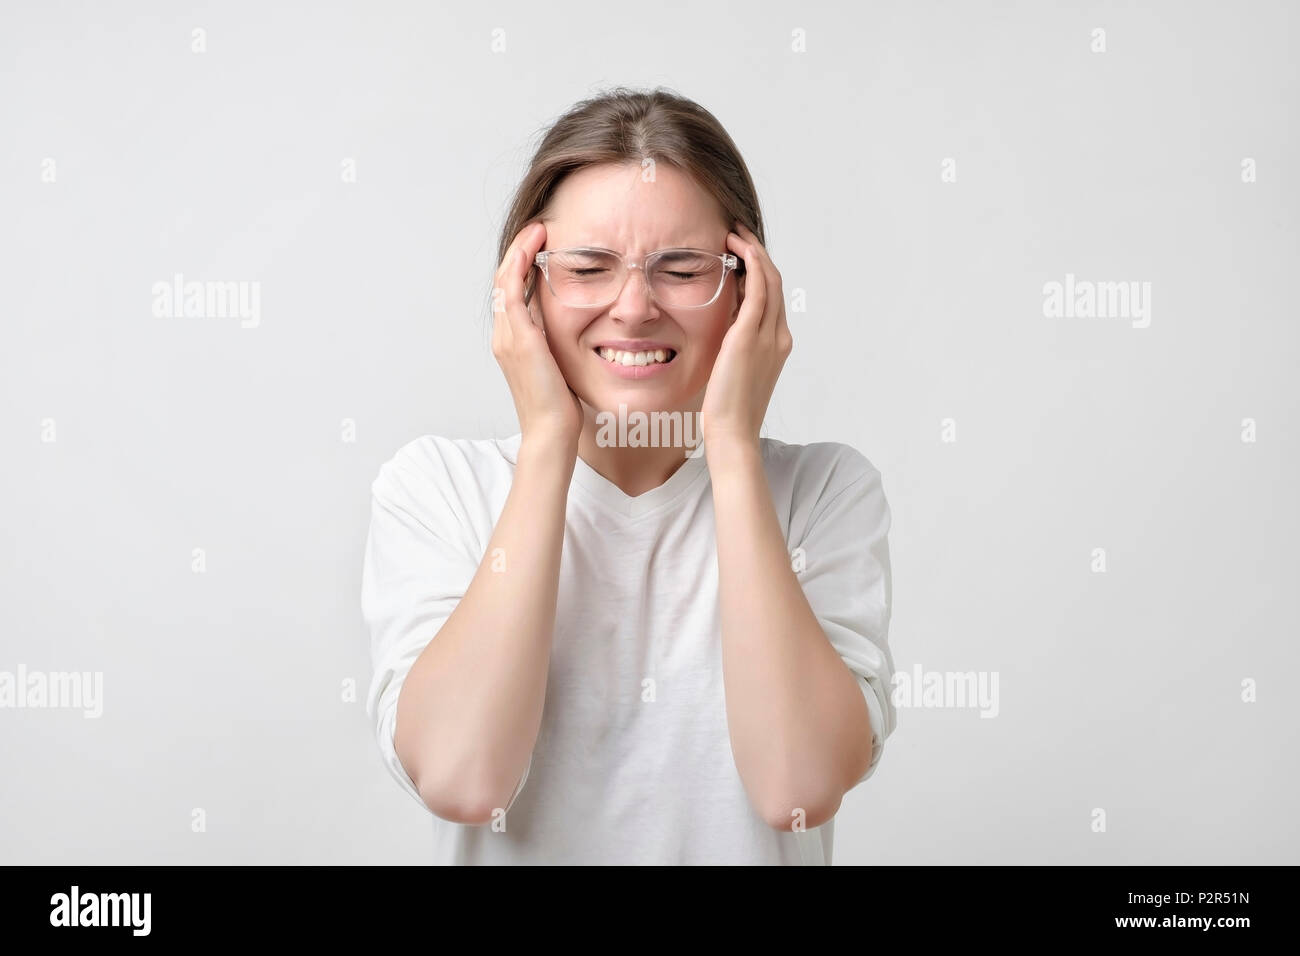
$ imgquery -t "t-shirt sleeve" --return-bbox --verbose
[360,444,531,813]
[791,449,897,786]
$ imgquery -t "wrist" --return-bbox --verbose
[517,430,579,474]
[703,432,763,476]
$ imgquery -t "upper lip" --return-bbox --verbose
[592,340,677,352]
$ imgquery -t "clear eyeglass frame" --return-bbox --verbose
[532,247,742,310]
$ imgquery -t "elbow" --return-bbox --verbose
[760,787,844,832]
[416,776,508,826]
[397,729,511,825]
[404,751,509,825]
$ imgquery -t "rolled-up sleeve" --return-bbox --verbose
[360,448,531,812]
[791,454,897,786]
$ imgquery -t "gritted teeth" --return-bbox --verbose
[596,347,676,367]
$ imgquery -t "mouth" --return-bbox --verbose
[591,345,678,379]
[594,346,677,367]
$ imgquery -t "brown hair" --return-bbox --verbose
[491,85,764,316]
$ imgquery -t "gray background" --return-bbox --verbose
[1,0,1296,864]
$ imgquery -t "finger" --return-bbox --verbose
[732,222,781,341]
[725,230,766,337]
[501,244,532,339]
[493,233,528,356]
[493,225,529,307]
[498,222,548,343]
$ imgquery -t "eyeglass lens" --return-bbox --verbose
[544,250,725,308]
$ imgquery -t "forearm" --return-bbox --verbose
[709,439,873,830]
[395,435,574,822]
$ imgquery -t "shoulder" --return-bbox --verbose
[759,436,883,501]
[370,433,521,518]
[757,437,889,544]
[377,433,519,485]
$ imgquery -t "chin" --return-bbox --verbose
[582,387,682,417]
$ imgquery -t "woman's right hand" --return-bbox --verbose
[492,221,583,452]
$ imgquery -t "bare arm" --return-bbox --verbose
[394,433,574,824]
[395,219,581,824]
[710,439,873,832]
[703,223,872,831]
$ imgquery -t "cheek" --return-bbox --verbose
[693,307,733,355]
[535,303,586,369]
[670,312,730,393]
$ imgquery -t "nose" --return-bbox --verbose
[609,263,660,325]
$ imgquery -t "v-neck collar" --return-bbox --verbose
[499,433,709,519]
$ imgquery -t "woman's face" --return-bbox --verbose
[531,162,741,419]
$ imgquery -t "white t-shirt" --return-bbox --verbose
[361,432,896,865]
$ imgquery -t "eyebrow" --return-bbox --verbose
[568,243,713,253]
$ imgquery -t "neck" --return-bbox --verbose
[575,400,704,497]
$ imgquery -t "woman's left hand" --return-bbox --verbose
[699,222,793,451]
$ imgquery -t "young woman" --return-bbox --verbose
[362,87,896,865]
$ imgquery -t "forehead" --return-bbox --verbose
[542,162,727,251]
